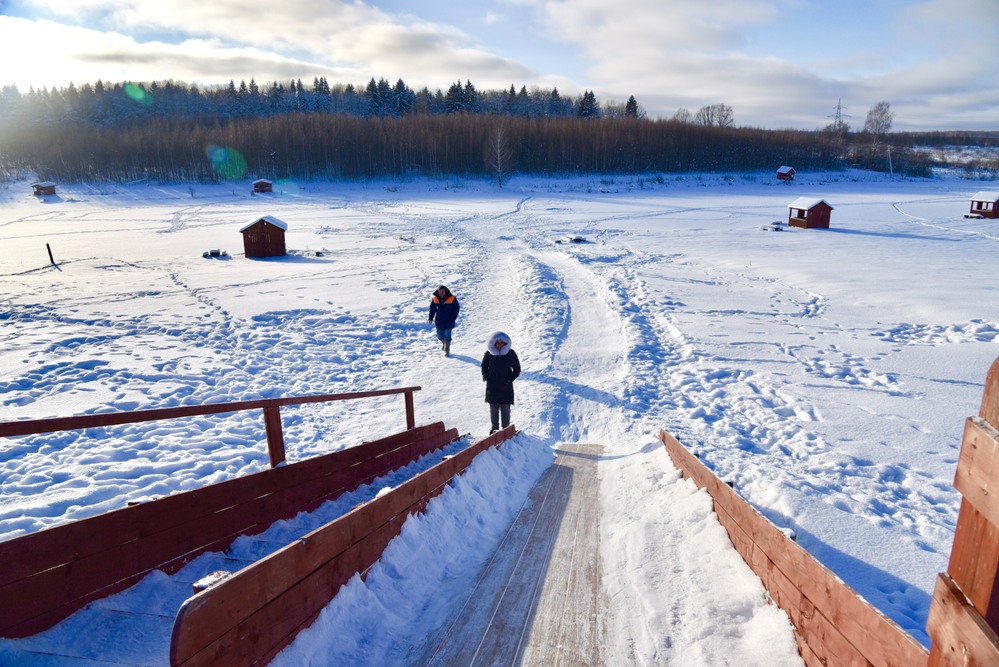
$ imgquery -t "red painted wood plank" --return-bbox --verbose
[0,422,458,637]
[660,428,928,667]
[980,358,999,428]
[0,386,423,438]
[169,426,516,666]
[0,422,448,588]
[954,418,999,533]
[927,573,999,667]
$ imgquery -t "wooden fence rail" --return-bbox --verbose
[658,428,928,666]
[660,356,999,667]
[0,386,421,467]
[0,387,435,638]
[169,425,519,667]
[927,357,999,666]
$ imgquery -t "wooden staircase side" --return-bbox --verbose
[927,356,999,666]
[168,425,519,667]
[658,427,928,667]
[660,355,999,667]
[0,420,458,638]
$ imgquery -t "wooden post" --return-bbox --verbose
[405,390,415,430]
[927,357,999,666]
[263,405,286,467]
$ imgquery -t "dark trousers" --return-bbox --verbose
[489,403,511,431]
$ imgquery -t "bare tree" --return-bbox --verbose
[863,100,894,144]
[694,103,734,127]
[484,122,515,187]
[672,107,692,123]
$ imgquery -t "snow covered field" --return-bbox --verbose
[0,169,996,665]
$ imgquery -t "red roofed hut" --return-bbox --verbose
[240,215,287,258]
[787,197,833,229]
[253,179,273,194]
[777,166,795,181]
[32,182,56,196]
[969,191,999,219]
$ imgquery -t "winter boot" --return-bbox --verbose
[444,340,451,357]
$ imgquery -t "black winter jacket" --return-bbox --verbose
[481,349,521,405]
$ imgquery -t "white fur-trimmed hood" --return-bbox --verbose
[486,331,513,356]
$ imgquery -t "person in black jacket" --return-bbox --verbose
[428,285,460,356]
[481,331,521,434]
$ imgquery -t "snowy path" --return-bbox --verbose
[2,174,995,664]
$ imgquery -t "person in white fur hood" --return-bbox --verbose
[481,331,521,434]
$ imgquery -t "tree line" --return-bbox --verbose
[0,77,634,127]
[1,112,855,183]
[0,78,949,183]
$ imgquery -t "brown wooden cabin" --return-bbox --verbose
[240,214,287,258]
[787,197,833,229]
[252,179,273,194]
[969,191,999,219]
[777,165,796,181]
[32,182,56,196]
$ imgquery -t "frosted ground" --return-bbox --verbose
[0,169,996,665]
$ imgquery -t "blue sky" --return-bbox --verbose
[1,0,996,130]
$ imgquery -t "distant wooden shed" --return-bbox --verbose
[32,182,56,196]
[253,179,273,194]
[787,197,833,229]
[777,166,795,181]
[969,191,999,219]
[240,215,287,258]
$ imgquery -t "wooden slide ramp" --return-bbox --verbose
[416,443,604,666]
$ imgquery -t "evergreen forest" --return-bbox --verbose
[0,77,993,184]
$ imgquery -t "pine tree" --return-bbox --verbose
[625,96,639,118]
[577,90,599,118]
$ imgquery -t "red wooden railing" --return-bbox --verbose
[927,357,999,665]
[658,428,928,666]
[0,386,421,467]
[661,356,999,667]
[0,386,429,638]
[168,425,518,667]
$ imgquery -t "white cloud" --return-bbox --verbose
[3,0,997,128]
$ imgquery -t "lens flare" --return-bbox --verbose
[124,83,152,106]
[273,179,300,196]
[206,145,248,180]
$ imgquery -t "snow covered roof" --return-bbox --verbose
[33,181,56,187]
[777,165,794,173]
[788,197,833,210]
[253,178,272,184]
[239,214,288,232]
[970,191,999,202]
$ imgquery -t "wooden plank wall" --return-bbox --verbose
[0,421,458,638]
[927,357,999,666]
[168,425,518,667]
[658,428,929,667]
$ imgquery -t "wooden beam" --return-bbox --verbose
[659,428,928,667]
[954,418,999,537]
[927,574,999,667]
[169,426,517,667]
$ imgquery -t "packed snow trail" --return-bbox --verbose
[3,174,994,664]
[403,200,805,665]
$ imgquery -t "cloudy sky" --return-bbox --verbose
[1,0,996,130]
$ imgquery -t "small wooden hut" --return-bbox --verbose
[252,179,273,194]
[969,191,999,219]
[32,182,56,196]
[787,197,833,229]
[240,215,287,258]
[776,166,796,181]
